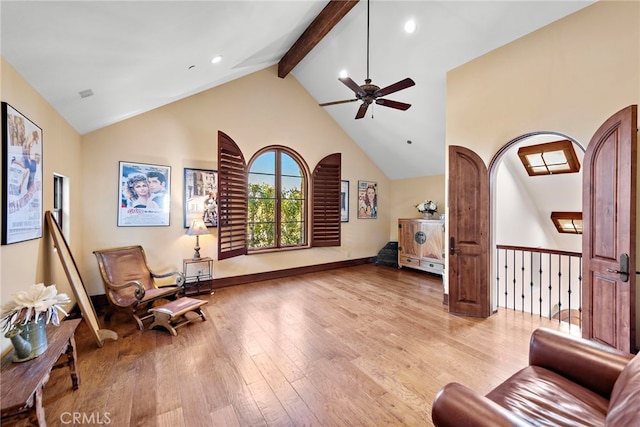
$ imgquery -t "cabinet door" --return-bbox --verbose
[398,220,421,257]
[421,221,445,262]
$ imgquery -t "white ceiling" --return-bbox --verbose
[0,0,594,179]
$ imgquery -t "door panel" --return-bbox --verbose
[583,105,637,352]
[592,274,618,346]
[448,146,490,317]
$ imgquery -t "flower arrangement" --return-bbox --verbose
[1,283,70,333]
[416,200,438,215]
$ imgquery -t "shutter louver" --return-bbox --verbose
[217,131,248,260]
[311,153,341,247]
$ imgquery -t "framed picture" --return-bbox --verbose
[118,161,170,227]
[2,102,43,245]
[341,180,349,222]
[184,168,217,228]
[357,180,378,219]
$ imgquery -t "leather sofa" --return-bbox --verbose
[431,328,639,426]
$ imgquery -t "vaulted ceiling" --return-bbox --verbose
[0,1,594,179]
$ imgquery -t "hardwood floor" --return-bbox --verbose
[40,264,574,426]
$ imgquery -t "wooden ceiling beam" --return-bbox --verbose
[278,0,359,78]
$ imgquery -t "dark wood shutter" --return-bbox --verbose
[311,153,341,247]
[217,131,248,260]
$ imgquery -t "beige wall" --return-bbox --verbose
[80,66,398,295]
[446,1,640,346]
[0,58,83,353]
[446,1,639,161]
[389,174,445,241]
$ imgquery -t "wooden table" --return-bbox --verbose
[1,318,81,427]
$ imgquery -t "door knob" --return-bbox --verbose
[606,253,629,282]
[449,237,460,255]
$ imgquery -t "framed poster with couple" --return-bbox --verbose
[118,161,170,227]
[183,168,218,228]
[357,180,378,219]
[1,102,43,245]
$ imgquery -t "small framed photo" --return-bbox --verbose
[118,161,171,227]
[2,102,43,245]
[357,180,378,219]
[184,168,217,228]
[341,180,349,222]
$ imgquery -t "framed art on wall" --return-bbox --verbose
[118,161,171,226]
[341,180,349,222]
[2,102,43,245]
[357,180,378,219]
[184,168,217,228]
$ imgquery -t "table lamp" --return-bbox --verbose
[186,220,209,259]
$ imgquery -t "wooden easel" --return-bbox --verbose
[45,211,117,347]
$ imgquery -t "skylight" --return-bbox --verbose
[551,212,582,234]
[517,139,580,176]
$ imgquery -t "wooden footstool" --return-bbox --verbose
[148,297,207,336]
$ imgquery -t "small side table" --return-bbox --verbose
[183,257,214,296]
[1,318,81,426]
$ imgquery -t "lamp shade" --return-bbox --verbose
[186,220,209,236]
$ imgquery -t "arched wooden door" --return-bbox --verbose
[448,146,490,317]
[582,105,637,353]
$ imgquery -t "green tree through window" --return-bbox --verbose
[248,148,306,250]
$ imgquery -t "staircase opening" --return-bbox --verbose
[489,132,585,328]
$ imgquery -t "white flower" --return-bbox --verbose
[416,200,438,213]
[1,283,71,332]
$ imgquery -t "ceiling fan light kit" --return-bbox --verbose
[319,0,415,119]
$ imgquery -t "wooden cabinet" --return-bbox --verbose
[398,218,445,275]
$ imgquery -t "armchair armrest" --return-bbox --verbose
[105,280,147,301]
[431,383,532,427]
[529,328,633,398]
[150,270,185,288]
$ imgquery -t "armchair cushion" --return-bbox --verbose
[486,366,609,425]
[112,285,179,308]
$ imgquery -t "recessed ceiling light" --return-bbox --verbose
[339,69,348,79]
[404,19,416,34]
[211,55,223,64]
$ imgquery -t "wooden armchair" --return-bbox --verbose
[93,245,185,330]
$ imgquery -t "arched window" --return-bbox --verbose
[217,131,340,260]
[247,147,308,251]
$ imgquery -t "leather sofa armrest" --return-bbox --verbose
[431,383,533,427]
[529,328,633,398]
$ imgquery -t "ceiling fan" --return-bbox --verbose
[319,0,415,119]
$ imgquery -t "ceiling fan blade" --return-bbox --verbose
[375,99,411,111]
[339,77,365,97]
[355,102,369,119]
[319,98,358,107]
[374,78,415,98]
